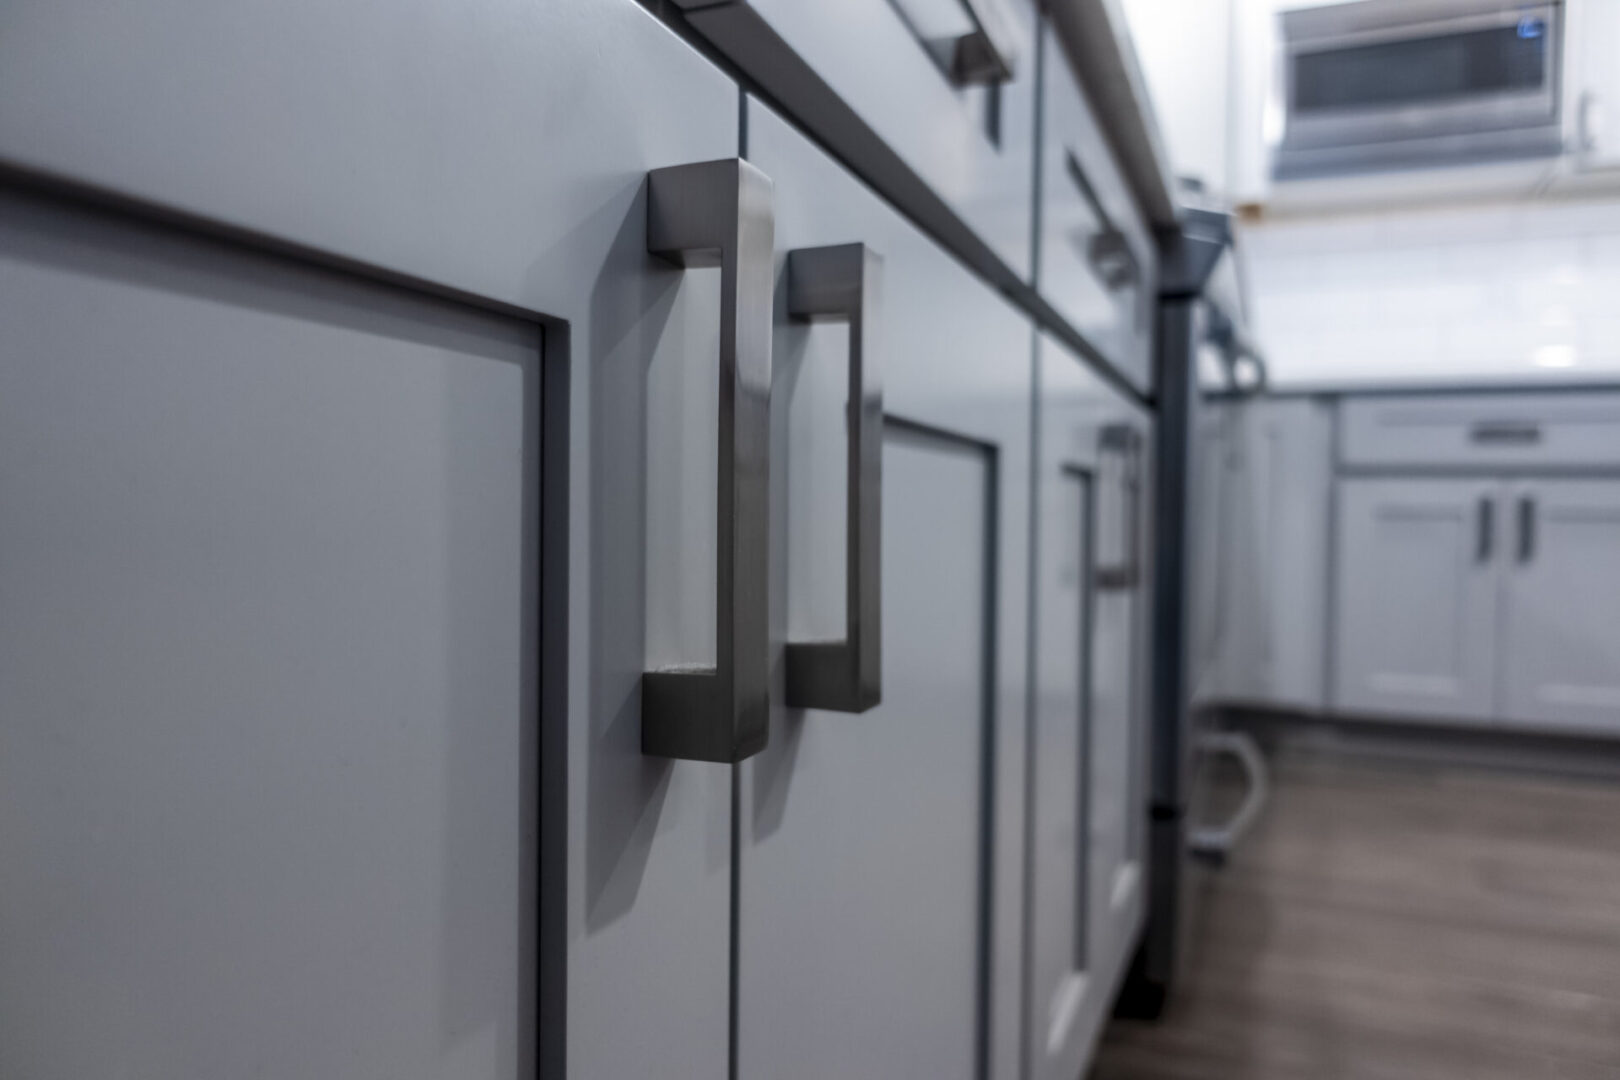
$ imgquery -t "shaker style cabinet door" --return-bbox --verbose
[1028,333,1151,1080]
[0,3,749,1077]
[737,99,1033,1080]
[1500,481,1620,732]
[0,187,541,1080]
[1332,478,1501,722]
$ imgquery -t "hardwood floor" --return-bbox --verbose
[1091,747,1620,1079]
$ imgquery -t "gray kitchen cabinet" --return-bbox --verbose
[1500,481,1620,732]
[1332,478,1501,722]
[0,2,751,1076]
[736,99,1032,1080]
[1027,332,1151,1080]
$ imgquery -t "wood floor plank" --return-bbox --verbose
[1090,747,1620,1079]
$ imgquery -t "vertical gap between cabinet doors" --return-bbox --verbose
[1018,333,1043,1080]
[729,82,748,1080]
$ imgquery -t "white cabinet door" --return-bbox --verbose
[737,99,1032,1080]
[0,4,745,1077]
[1213,398,1334,711]
[1569,0,1620,168]
[679,0,1039,280]
[1028,333,1150,1080]
[1332,478,1501,722]
[1500,481,1620,732]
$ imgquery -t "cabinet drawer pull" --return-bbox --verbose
[784,243,883,713]
[641,158,774,762]
[1518,495,1537,564]
[1476,496,1494,563]
[1470,420,1542,446]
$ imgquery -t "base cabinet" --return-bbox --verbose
[1500,481,1620,731]
[1334,476,1620,734]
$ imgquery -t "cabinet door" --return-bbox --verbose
[1569,0,1620,168]
[738,99,1033,1080]
[0,4,744,1077]
[1029,333,1149,1080]
[1332,479,1500,722]
[1500,481,1620,732]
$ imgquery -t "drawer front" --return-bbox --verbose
[1038,29,1156,394]
[1340,393,1620,470]
[678,0,1037,281]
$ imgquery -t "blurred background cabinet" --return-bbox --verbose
[1499,480,1620,731]
[735,98,1034,1080]
[1332,477,1503,722]
[1332,435,1620,735]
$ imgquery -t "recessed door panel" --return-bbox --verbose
[1332,478,1500,721]
[740,425,990,1080]
[1501,481,1620,732]
[0,190,536,1080]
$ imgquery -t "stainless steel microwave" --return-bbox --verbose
[1275,0,1564,178]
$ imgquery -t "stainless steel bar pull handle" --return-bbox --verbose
[642,158,774,763]
[784,243,883,714]
[1094,423,1143,591]
[1477,496,1494,563]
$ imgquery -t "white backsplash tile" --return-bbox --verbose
[1243,196,1620,386]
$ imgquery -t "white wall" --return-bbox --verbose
[1243,197,1620,387]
